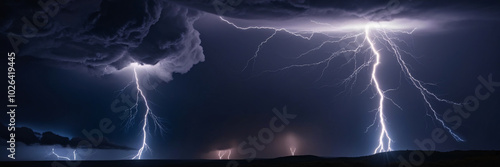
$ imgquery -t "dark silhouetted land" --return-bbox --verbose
[2,150,499,167]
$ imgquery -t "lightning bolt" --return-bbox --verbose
[219,17,314,40]
[124,63,165,160]
[365,24,392,153]
[290,147,296,156]
[220,16,314,72]
[373,25,465,143]
[50,148,76,160]
[217,150,225,159]
[131,65,150,159]
[219,17,464,154]
[243,30,278,71]
[218,150,231,159]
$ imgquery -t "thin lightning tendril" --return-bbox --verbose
[243,30,278,71]
[218,150,231,159]
[218,151,225,159]
[219,17,314,40]
[376,28,465,142]
[219,17,464,154]
[50,148,76,160]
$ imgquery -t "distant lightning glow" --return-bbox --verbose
[219,17,464,154]
[217,150,231,159]
[290,147,296,156]
[218,151,225,159]
[50,148,76,160]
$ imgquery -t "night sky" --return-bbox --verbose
[1,0,500,161]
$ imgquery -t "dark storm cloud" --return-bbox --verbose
[171,0,500,22]
[0,124,134,150]
[171,0,387,20]
[2,0,204,82]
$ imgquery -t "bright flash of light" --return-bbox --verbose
[50,148,76,160]
[290,147,296,156]
[365,24,392,153]
[219,17,464,154]
[217,150,231,159]
[217,151,224,159]
[120,63,165,160]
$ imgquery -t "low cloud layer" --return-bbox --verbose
[0,124,134,150]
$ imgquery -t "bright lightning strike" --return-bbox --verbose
[365,24,392,153]
[50,148,76,160]
[217,150,231,159]
[290,147,296,156]
[218,151,225,159]
[372,25,465,143]
[123,63,165,160]
[219,17,464,154]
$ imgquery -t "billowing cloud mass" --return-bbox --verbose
[2,0,204,82]
[2,0,498,81]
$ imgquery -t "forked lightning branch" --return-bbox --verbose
[219,17,464,153]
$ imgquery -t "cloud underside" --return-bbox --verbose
[171,0,500,29]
